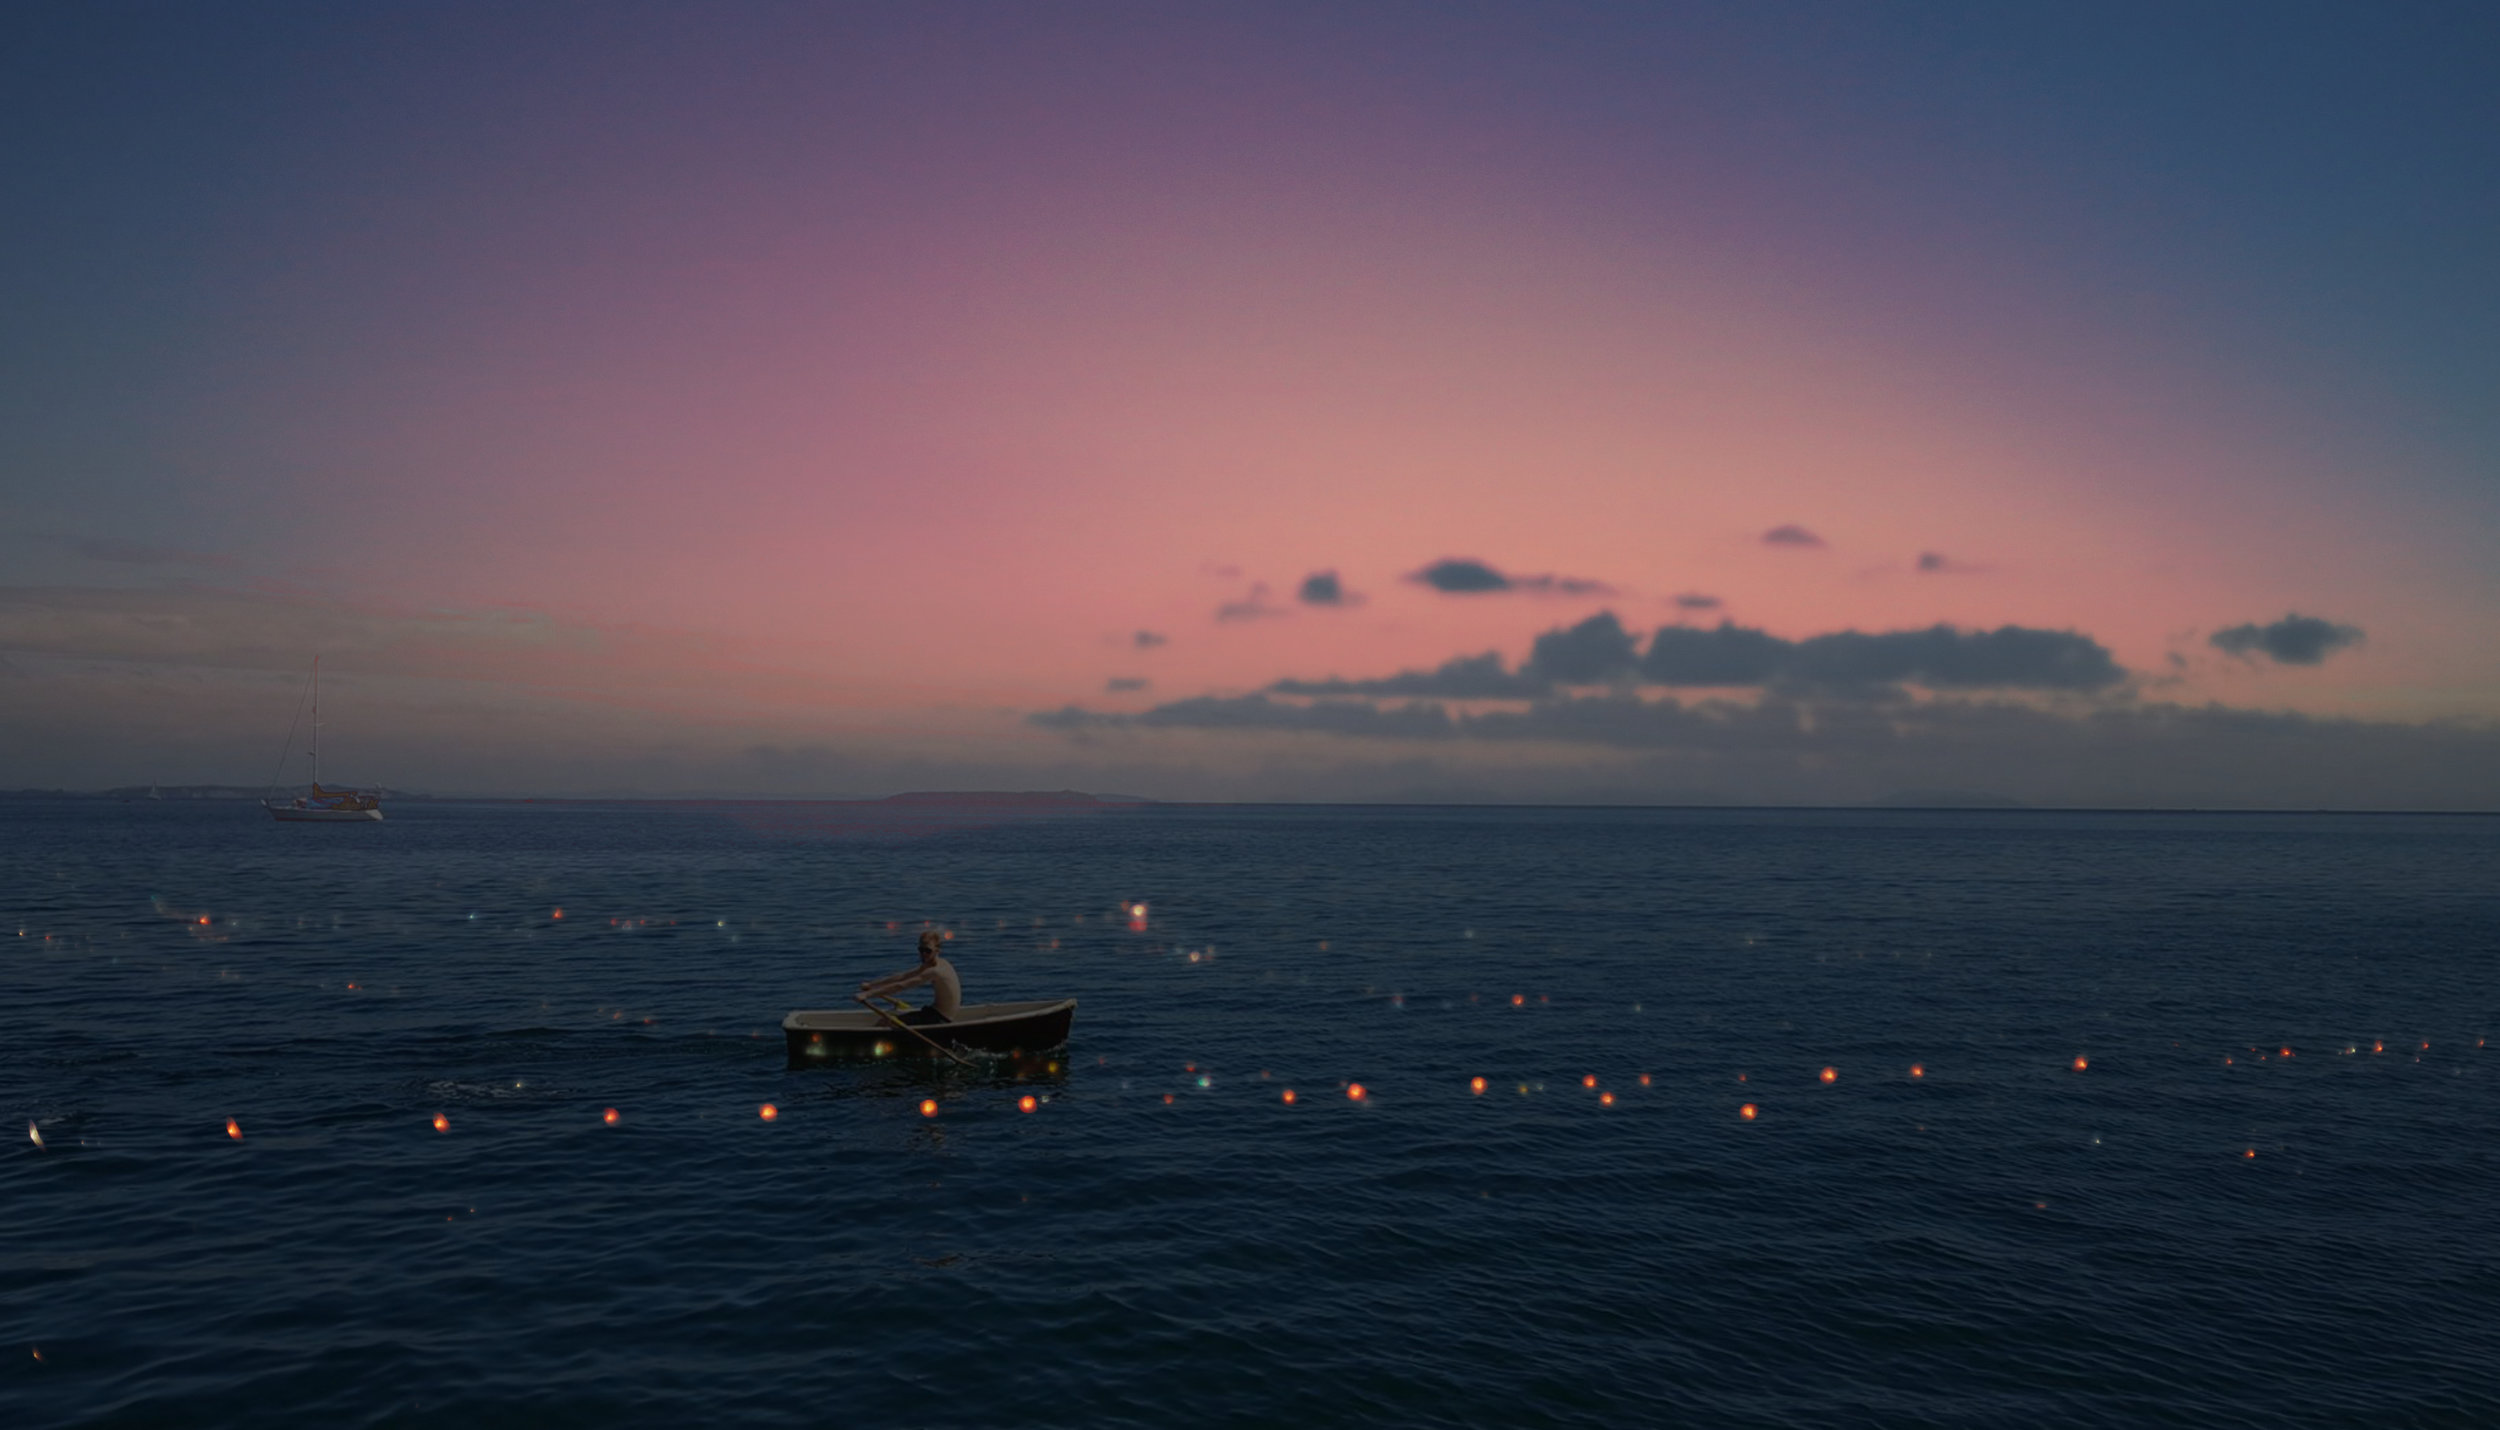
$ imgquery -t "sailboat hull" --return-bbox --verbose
[266,803,384,822]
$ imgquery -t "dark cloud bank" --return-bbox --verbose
[1030,611,2500,808]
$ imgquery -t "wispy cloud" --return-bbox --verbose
[1760,525,1825,549]
[1298,570,1361,607]
[1215,583,1291,622]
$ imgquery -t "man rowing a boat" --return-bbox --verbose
[860,929,961,1025]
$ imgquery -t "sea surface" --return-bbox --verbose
[4,798,2497,1428]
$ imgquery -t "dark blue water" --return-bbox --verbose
[5,799,2497,1428]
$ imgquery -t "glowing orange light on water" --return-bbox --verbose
[2279,1048,2292,1058]
[2373,1041,2384,1053]
[2420,1041,2430,1050]
[1909,1064,1924,1078]
[1281,1089,1297,1104]
[1019,1095,1038,1114]
[1162,1093,1174,1105]
[915,1099,936,1118]
[1819,1067,1837,1084]
[1599,1092,1615,1107]
[602,1108,619,1125]
[1510,994,1524,1006]
[552,908,563,920]
[759,1103,778,1121]
[2243,1148,2255,1158]
[1347,1083,1367,1101]
[1739,1103,1757,1121]
[1470,1077,1487,1094]
[1582,1074,1598,1089]
[1130,903,1147,918]
[2072,1056,2088,1072]
[196,916,210,925]
[226,1118,242,1140]
[432,1114,449,1133]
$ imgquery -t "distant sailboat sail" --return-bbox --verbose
[263,658,383,822]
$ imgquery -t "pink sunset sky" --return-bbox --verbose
[5,5,2497,804]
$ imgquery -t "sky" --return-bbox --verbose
[4,1,2497,805]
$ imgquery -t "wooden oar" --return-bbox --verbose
[855,993,974,1068]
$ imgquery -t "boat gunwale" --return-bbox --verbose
[780,998,1075,1033]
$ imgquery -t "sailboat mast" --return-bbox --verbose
[310,656,321,789]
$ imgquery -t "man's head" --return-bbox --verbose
[917,929,943,962]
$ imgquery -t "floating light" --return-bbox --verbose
[196,916,209,926]
[1638,1074,1652,1087]
[1281,1089,1297,1104]
[1818,1067,1837,1084]
[1019,1095,1038,1114]
[759,1103,779,1121]
[2243,1148,2255,1158]
[27,1121,43,1151]
[2373,1041,2384,1053]
[2072,1056,2088,1072]
[1739,1103,1757,1120]
[226,1118,242,1140]
[1470,1077,1486,1095]
[1909,1064,1925,1078]
[1347,1083,1367,1101]
[1130,903,1147,918]
[552,908,563,920]
[918,1100,936,1118]
[1599,1092,1615,1106]
[1162,1093,1174,1105]
[2279,1048,2292,1058]
[602,1108,619,1125]
[1582,1074,1598,1089]
[432,1114,449,1133]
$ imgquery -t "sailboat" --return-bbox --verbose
[263,657,384,822]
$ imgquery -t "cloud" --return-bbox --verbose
[1644,621,2123,691]
[1761,525,1825,548]
[1298,570,1361,607]
[1672,593,1724,611]
[2210,614,2364,666]
[1524,611,1640,684]
[1105,677,1149,692]
[1406,558,1614,597]
[1133,630,1168,649]
[1409,558,1511,593]
[1272,651,1543,699]
[1915,551,1986,574]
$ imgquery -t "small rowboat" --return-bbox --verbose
[782,999,1076,1066]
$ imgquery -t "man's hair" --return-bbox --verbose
[917,929,944,955]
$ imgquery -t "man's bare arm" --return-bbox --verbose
[860,966,934,996]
